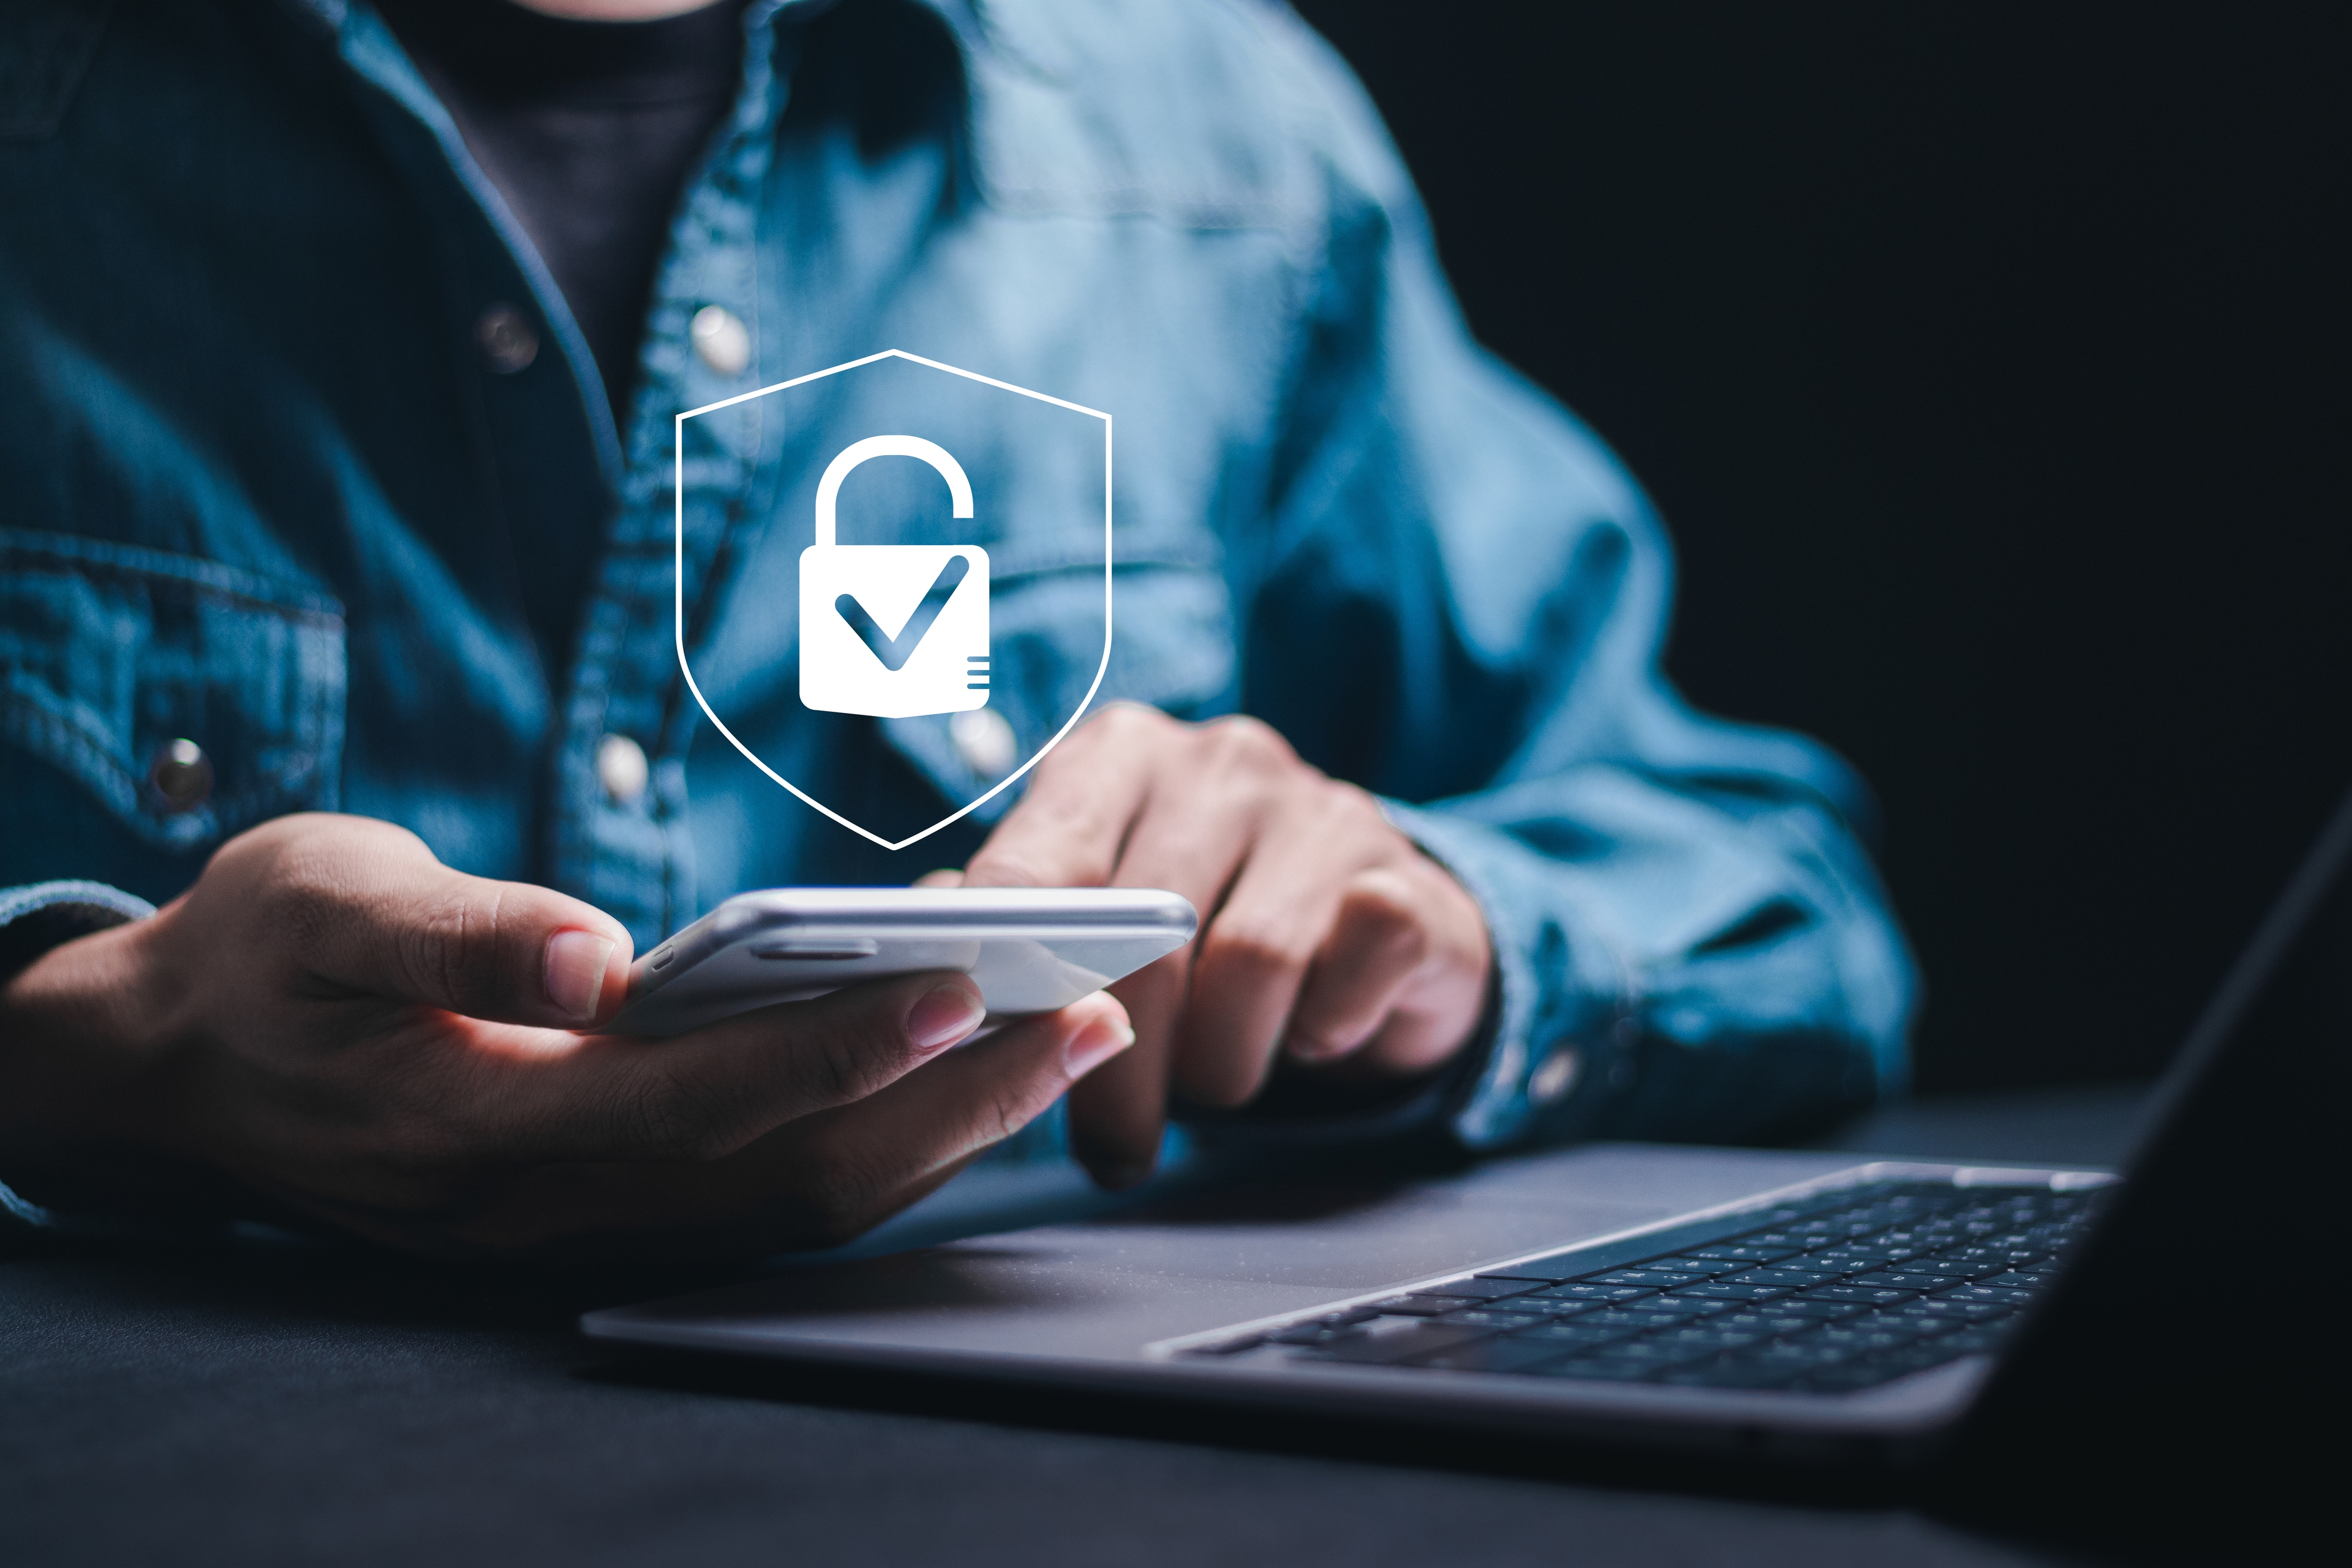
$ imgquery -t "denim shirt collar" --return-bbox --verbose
[281,0,880,489]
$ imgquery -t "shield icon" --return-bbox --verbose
[673,350,1112,852]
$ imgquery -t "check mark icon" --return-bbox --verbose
[834,554,972,672]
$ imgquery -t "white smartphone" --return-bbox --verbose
[605,886,1199,1038]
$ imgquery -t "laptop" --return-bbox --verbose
[583,788,2337,1509]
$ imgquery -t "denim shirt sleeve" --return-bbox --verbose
[1229,7,1918,1150]
[0,880,157,1236]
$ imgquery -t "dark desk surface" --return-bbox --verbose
[2,1086,2154,1568]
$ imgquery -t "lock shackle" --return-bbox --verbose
[813,434,974,549]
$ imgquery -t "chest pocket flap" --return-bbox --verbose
[0,530,345,853]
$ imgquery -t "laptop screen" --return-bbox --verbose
[1950,783,2345,1515]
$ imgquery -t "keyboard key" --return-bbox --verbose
[1887,1297,2011,1323]
[1805,1246,1923,1267]
[1490,1295,1594,1317]
[1627,1294,1734,1317]
[1896,1314,1965,1339]
[1591,1270,1709,1288]
[1436,1308,1554,1329]
[1939,1245,2045,1266]
[1709,1311,1823,1337]
[1652,1327,1764,1353]
[1798,1285,1920,1305]
[1646,1256,1749,1276]
[1685,1243,1807,1263]
[1768,1297,1872,1316]
[1310,1323,1498,1365]
[1574,1310,1687,1331]
[1512,1320,1645,1349]
[1847,1273,1959,1290]
[1722,1268,1841,1287]
[1751,1341,1849,1372]
[1864,1259,1987,1281]
[1525,1355,1660,1383]
[1411,1337,1577,1374]
[1270,1323,1370,1346]
[1312,1308,1381,1328]
[1937,1285,2038,1306]
[1975,1272,2053,1292]
[1673,1282,1796,1302]
[1588,1337,1720,1368]
[1532,1283,1657,1305]
[1886,1338,1975,1371]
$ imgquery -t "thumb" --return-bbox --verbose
[261,816,633,1027]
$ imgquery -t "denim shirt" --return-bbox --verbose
[0,0,1915,1182]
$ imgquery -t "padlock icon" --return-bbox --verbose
[798,434,991,718]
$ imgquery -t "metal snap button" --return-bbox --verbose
[690,304,750,376]
[148,738,213,814]
[596,733,649,805]
[1528,1045,1582,1106]
[949,708,1016,778]
[475,304,539,373]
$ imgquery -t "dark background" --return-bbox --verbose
[1290,1,2350,1096]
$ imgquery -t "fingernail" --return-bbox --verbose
[1284,1033,1338,1062]
[1096,1161,1154,1191]
[907,981,986,1052]
[543,929,617,1023]
[1064,1017,1136,1078]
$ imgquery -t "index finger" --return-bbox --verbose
[960,706,1159,889]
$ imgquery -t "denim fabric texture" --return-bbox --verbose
[0,0,1917,1193]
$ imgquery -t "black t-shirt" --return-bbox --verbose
[375,0,746,684]
[379,0,746,423]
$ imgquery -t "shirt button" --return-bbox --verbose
[950,709,1016,777]
[148,737,213,813]
[596,734,649,805]
[475,304,539,373]
[1528,1045,1583,1107]
[690,304,751,376]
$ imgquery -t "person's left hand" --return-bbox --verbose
[934,705,1492,1188]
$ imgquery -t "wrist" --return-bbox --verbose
[0,916,170,1151]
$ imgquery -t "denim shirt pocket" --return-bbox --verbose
[0,530,345,854]
[878,533,1236,821]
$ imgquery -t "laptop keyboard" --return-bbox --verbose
[1184,1180,2106,1394]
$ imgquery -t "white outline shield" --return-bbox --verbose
[674,349,1112,852]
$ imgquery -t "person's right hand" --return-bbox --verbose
[0,814,1132,1262]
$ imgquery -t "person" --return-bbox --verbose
[0,0,1915,1261]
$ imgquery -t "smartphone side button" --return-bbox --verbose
[752,938,882,961]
